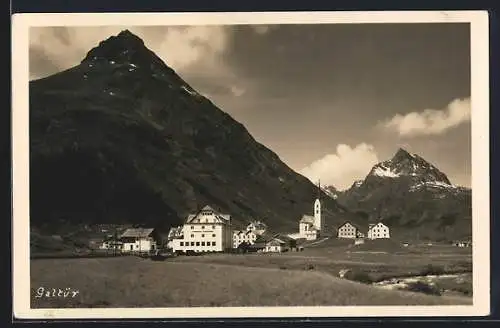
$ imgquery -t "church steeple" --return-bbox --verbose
[317,179,321,200]
[314,179,322,231]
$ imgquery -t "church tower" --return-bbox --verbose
[314,180,322,231]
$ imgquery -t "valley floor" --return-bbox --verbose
[30,241,473,308]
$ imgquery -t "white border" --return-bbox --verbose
[12,11,490,319]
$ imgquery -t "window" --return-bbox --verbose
[212,242,216,246]
[191,226,194,229]
[180,242,184,246]
[191,242,195,246]
[201,234,205,238]
[201,242,205,246]
[191,234,194,238]
[196,242,200,246]
[212,225,216,229]
[202,226,205,229]
[212,234,216,237]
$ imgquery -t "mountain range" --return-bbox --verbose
[29,30,471,245]
[325,148,472,240]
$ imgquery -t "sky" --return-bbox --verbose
[29,23,471,190]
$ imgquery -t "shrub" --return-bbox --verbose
[405,281,441,296]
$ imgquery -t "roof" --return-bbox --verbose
[256,231,295,244]
[120,228,155,238]
[185,205,231,224]
[367,221,389,231]
[201,205,215,211]
[300,215,315,224]
[338,221,362,230]
[266,239,286,246]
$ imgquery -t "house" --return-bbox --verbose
[257,232,296,253]
[99,238,123,250]
[367,222,390,239]
[168,226,183,240]
[233,230,258,248]
[246,220,267,235]
[337,221,363,239]
[170,205,233,253]
[120,228,158,253]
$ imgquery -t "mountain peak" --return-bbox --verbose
[392,147,416,162]
[80,30,169,72]
[366,149,452,185]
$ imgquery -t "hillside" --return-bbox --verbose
[335,148,472,241]
[29,30,352,236]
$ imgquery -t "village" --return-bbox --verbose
[94,189,471,257]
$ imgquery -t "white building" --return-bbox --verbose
[170,205,233,253]
[120,228,157,253]
[262,234,294,253]
[298,215,319,240]
[233,230,258,248]
[337,221,364,239]
[246,220,267,235]
[367,222,390,239]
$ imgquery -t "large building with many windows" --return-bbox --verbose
[169,205,233,253]
[367,222,390,239]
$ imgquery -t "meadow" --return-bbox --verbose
[30,240,473,308]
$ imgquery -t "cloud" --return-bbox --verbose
[299,143,379,190]
[230,86,246,97]
[381,97,471,137]
[29,26,232,80]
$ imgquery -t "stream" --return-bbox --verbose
[372,272,472,296]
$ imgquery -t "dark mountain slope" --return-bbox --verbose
[336,148,472,241]
[30,30,348,234]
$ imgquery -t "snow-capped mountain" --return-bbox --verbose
[336,148,472,240]
[366,148,451,184]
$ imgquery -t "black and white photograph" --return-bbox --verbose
[12,11,490,319]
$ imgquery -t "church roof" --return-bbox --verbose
[300,215,315,224]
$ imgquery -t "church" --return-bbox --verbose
[289,182,324,241]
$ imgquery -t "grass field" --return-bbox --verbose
[31,256,471,308]
[30,241,472,308]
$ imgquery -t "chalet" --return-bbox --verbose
[233,230,258,248]
[337,221,364,239]
[367,222,390,239]
[170,205,233,253]
[120,228,158,252]
[257,232,296,253]
[246,220,267,235]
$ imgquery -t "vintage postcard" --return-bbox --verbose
[12,11,490,319]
